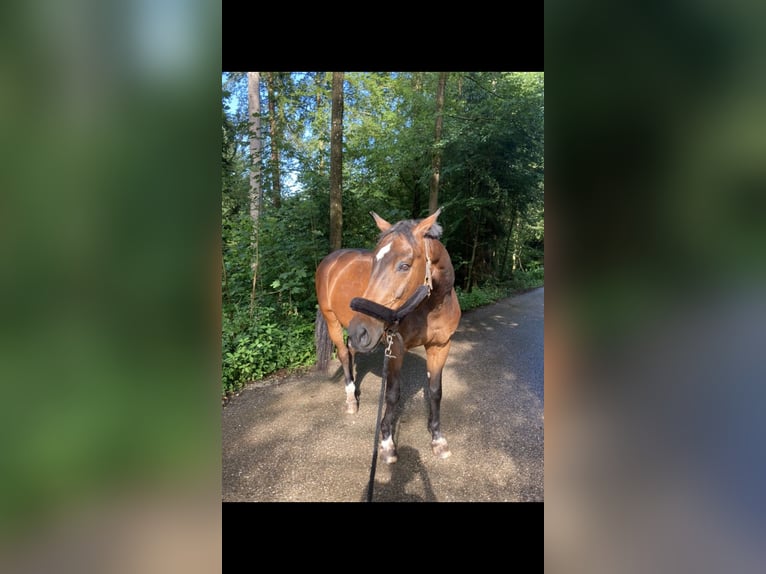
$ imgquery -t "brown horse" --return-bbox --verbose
[315,208,461,463]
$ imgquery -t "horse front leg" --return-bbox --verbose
[345,342,358,413]
[379,336,405,464]
[426,341,452,459]
[339,340,360,414]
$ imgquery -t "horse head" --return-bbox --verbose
[348,208,442,353]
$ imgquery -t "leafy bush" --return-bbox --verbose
[221,197,325,396]
[222,305,315,395]
[456,268,544,312]
[456,284,507,311]
[508,266,544,292]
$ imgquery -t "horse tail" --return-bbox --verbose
[315,308,333,372]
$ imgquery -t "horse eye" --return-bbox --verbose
[397,262,411,272]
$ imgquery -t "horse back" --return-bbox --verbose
[315,249,373,328]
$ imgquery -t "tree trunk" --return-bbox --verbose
[512,213,524,272]
[429,72,448,215]
[247,72,262,311]
[247,72,262,225]
[266,72,281,208]
[329,72,344,251]
[500,207,517,279]
[466,222,480,293]
[412,72,423,92]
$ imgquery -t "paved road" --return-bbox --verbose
[222,287,544,502]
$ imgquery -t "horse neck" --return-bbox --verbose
[426,239,455,298]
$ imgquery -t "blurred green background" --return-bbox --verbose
[0,0,221,564]
[546,0,766,572]
[547,0,766,339]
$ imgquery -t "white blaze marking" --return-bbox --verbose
[376,242,392,261]
[427,371,431,380]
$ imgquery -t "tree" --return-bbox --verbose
[439,72,544,288]
[247,72,262,310]
[247,72,262,225]
[429,72,448,214]
[329,72,344,251]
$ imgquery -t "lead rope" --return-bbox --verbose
[365,374,385,502]
[366,330,397,502]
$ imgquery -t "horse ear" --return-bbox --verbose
[371,211,392,232]
[414,207,442,237]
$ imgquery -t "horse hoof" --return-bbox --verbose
[379,438,398,464]
[379,448,398,464]
[431,438,452,459]
[345,400,358,414]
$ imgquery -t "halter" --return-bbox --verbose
[423,238,433,295]
[350,237,433,329]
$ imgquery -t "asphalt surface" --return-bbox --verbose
[222,287,544,502]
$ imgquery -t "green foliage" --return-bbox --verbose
[456,284,509,311]
[221,197,325,394]
[257,199,327,315]
[509,266,545,292]
[221,210,254,310]
[222,305,315,395]
[440,72,544,288]
[456,267,545,312]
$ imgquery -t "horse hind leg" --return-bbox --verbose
[426,342,453,459]
[326,317,358,413]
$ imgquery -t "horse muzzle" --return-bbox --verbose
[347,286,430,353]
[348,315,383,353]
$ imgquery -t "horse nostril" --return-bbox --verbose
[358,326,369,346]
[349,321,369,350]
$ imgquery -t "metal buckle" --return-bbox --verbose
[384,331,397,358]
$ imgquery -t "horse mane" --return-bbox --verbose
[378,218,443,245]
[425,222,443,239]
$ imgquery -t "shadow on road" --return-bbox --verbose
[360,446,438,502]
[330,345,434,439]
